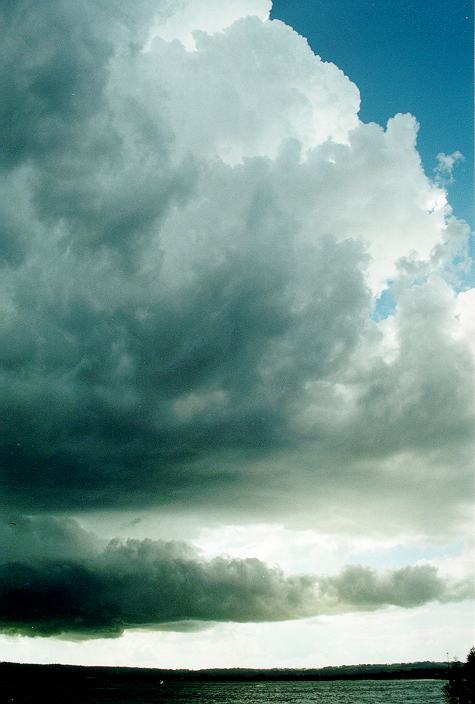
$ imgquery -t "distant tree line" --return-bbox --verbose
[0,659,455,684]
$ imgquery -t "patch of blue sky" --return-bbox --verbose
[350,540,466,571]
[372,250,474,320]
[461,235,475,289]
[371,286,397,321]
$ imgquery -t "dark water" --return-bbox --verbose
[1,677,446,703]
[122,679,444,703]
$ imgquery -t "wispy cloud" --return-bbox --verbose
[434,151,464,186]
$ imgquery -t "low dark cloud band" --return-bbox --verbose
[0,518,472,638]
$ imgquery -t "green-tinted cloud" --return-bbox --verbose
[1,517,472,638]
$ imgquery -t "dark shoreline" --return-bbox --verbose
[0,662,451,704]
[1,659,452,681]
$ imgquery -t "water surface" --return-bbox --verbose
[124,679,444,703]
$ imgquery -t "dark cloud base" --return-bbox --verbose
[0,518,472,639]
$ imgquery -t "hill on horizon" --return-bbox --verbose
[0,658,452,677]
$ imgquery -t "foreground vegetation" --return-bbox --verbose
[443,648,475,704]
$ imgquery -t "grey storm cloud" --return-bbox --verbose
[0,0,474,536]
[1,517,472,638]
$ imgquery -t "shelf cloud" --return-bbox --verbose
[1,517,472,637]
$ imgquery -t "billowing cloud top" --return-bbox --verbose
[0,0,474,543]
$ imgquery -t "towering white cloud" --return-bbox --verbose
[148,0,272,50]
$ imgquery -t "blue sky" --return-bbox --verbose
[271,0,473,227]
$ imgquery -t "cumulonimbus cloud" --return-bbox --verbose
[0,0,473,538]
[1,518,472,638]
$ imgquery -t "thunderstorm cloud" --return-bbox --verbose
[0,0,474,640]
[1,0,473,530]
